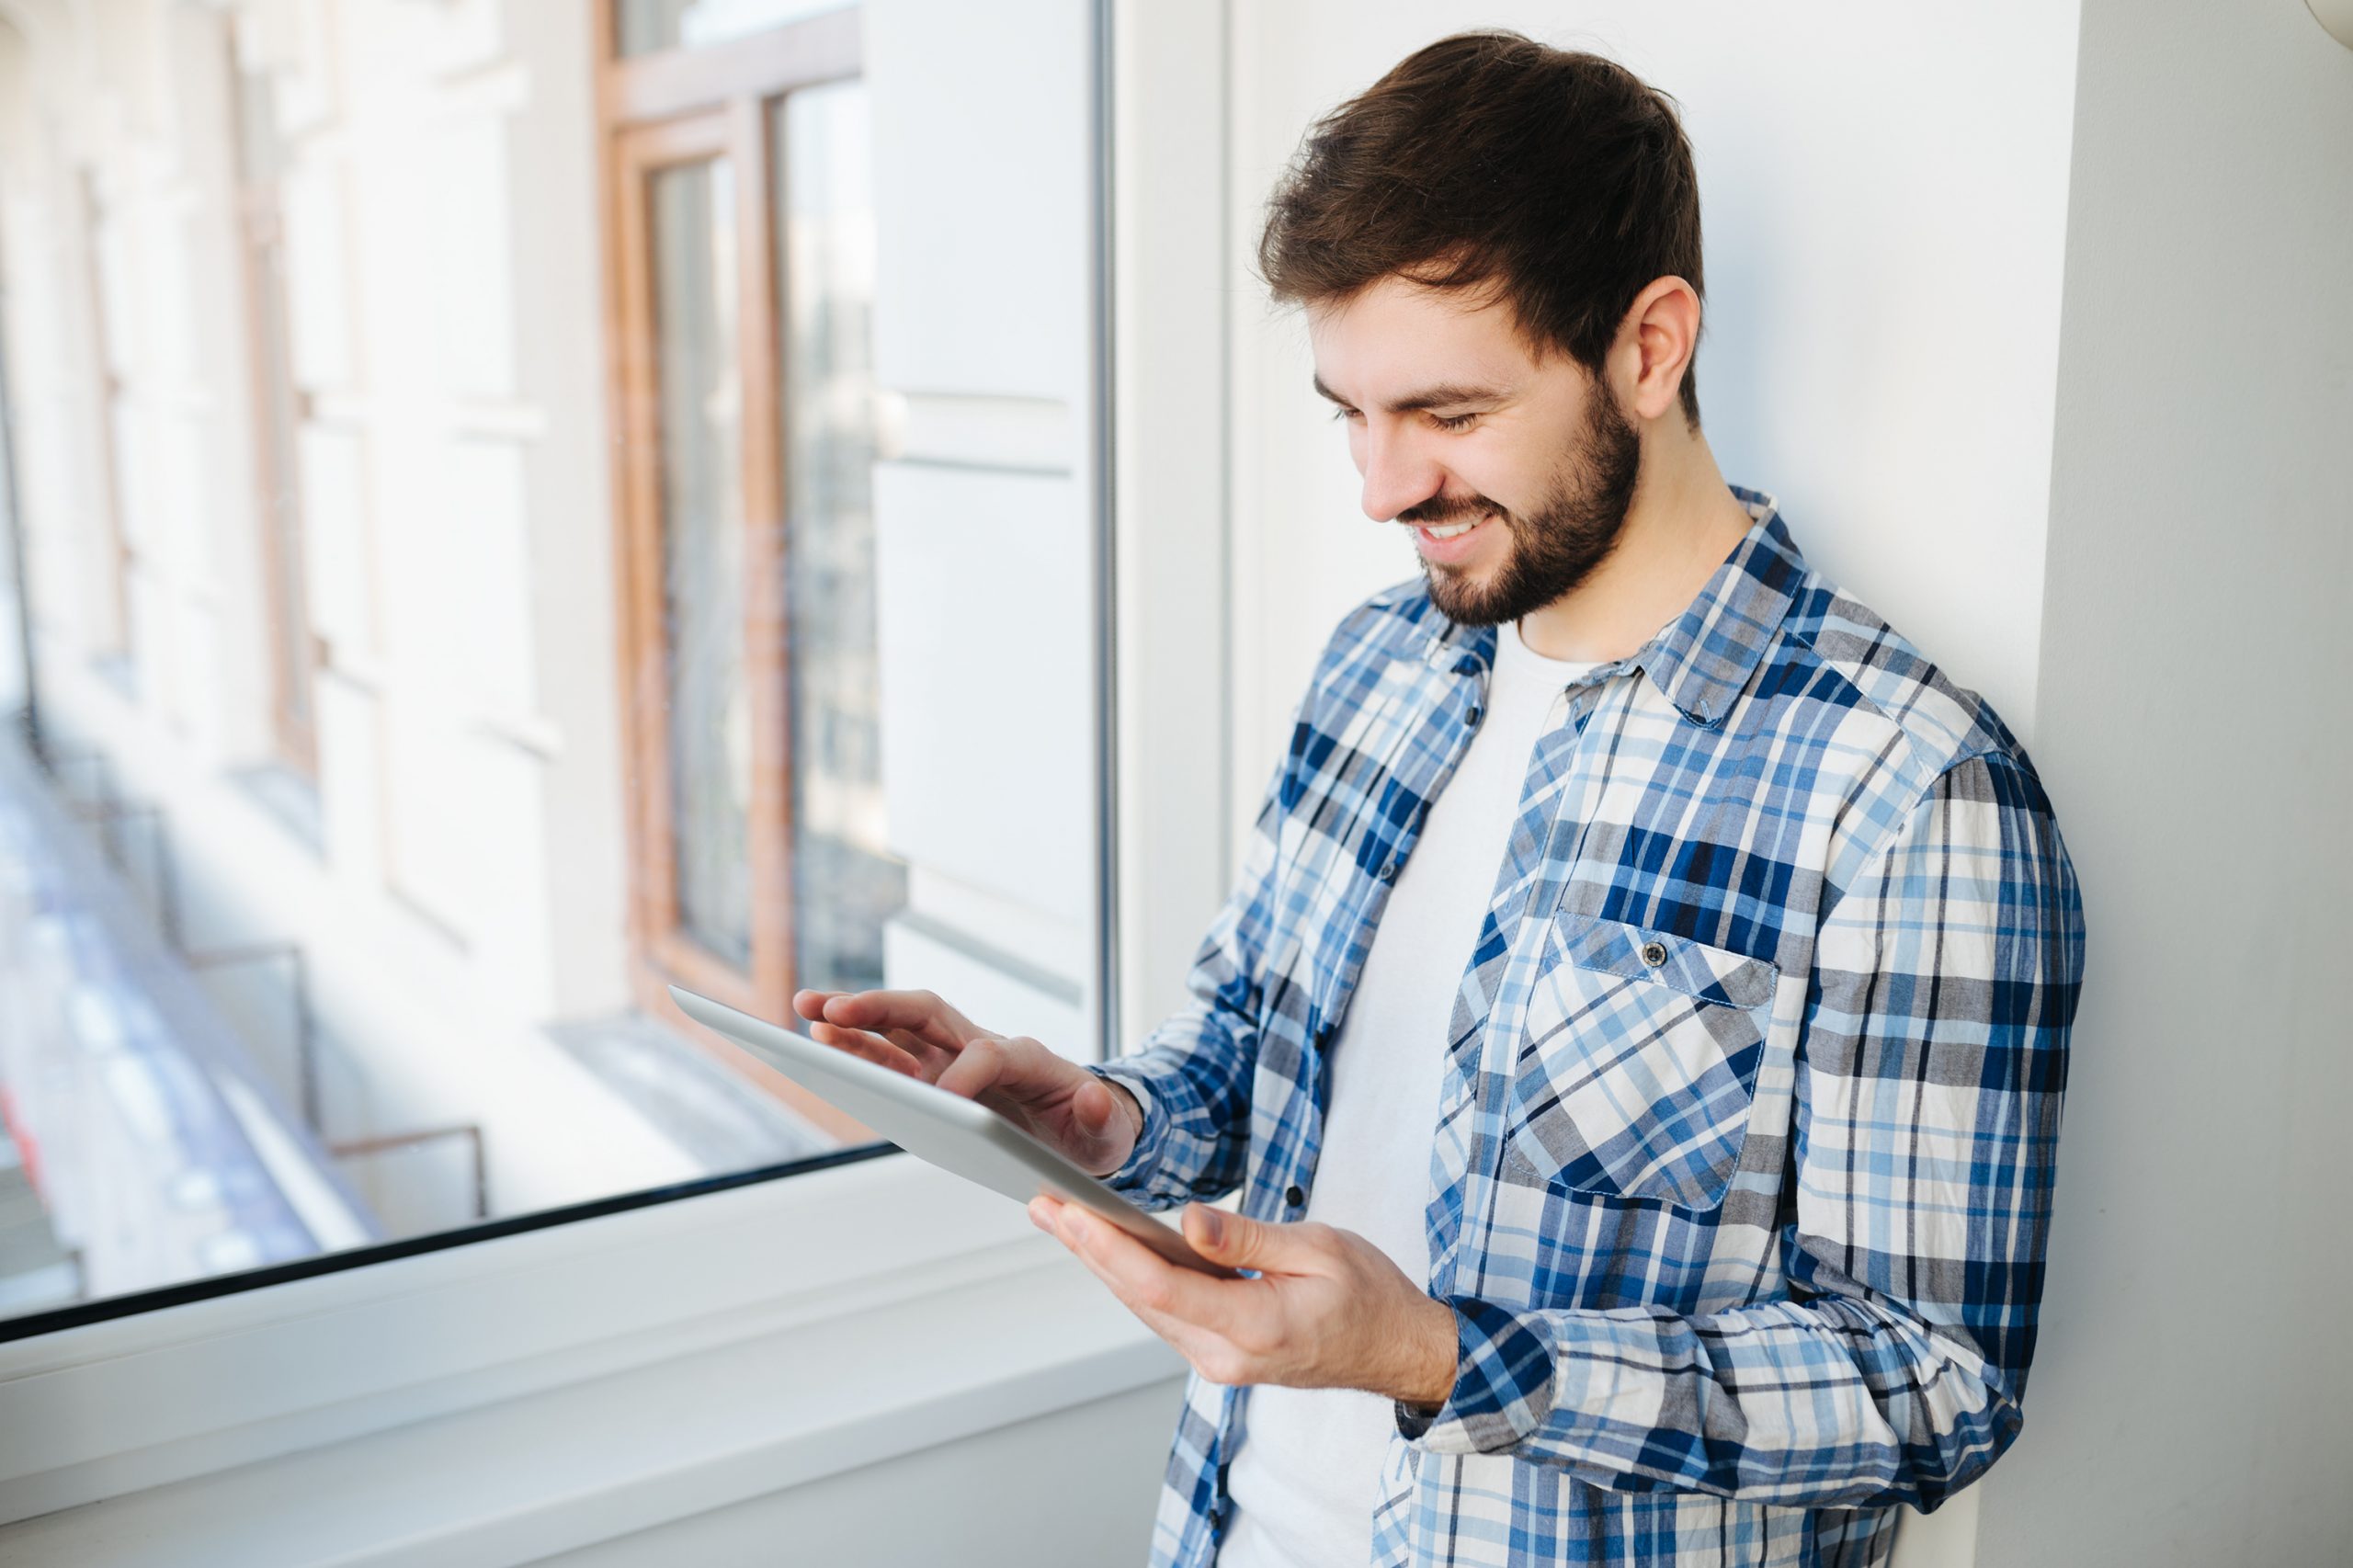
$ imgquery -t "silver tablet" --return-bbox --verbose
[668,985,1239,1278]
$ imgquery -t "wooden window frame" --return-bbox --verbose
[596,5,865,1134]
[608,108,784,1018]
[227,44,322,778]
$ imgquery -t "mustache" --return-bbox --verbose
[1399,494,1503,528]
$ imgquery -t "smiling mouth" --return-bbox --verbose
[1412,509,1498,540]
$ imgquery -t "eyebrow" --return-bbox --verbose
[1312,374,1506,414]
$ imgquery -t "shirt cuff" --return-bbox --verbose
[1394,1297,1558,1454]
[1082,1061,1166,1192]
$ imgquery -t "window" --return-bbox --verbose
[229,45,319,778]
[614,0,862,58]
[601,6,904,1142]
[0,0,1109,1343]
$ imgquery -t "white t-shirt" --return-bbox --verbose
[1219,619,1598,1568]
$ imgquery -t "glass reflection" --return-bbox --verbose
[617,0,854,58]
[651,157,756,970]
[778,81,903,995]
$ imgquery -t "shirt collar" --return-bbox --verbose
[1418,484,1807,729]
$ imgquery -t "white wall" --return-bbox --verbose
[1223,1,2081,821]
[1970,3,2353,1564]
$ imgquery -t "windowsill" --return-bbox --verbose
[0,1153,1172,1537]
[226,759,325,859]
[0,1229,1177,1565]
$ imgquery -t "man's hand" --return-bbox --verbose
[790,987,1142,1177]
[1029,1194,1460,1408]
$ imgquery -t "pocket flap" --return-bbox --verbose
[1556,917,1779,1011]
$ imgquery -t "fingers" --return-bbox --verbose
[1030,1198,1274,1384]
[1031,1201,1397,1396]
[795,988,968,1078]
[802,1017,925,1078]
[1030,1196,1213,1356]
[943,1040,1122,1171]
[1070,1074,1122,1147]
[1181,1206,1333,1276]
[1041,1198,1149,1291]
[932,1035,1007,1100]
[1038,1197,1243,1341]
[811,988,983,1055]
[1063,1076,1143,1177]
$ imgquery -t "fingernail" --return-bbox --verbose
[1063,1213,1088,1244]
[1197,1207,1223,1245]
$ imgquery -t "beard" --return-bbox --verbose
[1399,380,1643,627]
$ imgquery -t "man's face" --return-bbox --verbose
[1307,274,1641,627]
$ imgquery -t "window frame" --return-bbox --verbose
[608,106,792,1019]
[225,40,322,778]
[0,1151,1174,1529]
[599,6,867,1101]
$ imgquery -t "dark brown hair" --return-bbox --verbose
[1258,31,1706,429]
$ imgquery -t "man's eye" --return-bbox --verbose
[1430,412,1480,432]
[1330,406,1361,422]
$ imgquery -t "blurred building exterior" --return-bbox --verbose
[0,0,1102,1320]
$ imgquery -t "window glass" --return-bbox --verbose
[0,0,1105,1339]
[617,0,855,58]
[651,156,755,969]
[777,82,901,995]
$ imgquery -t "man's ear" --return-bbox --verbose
[1620,274,1700,424]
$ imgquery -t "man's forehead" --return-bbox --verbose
[1305,277,1539,406]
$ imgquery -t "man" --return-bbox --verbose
[795,30,2084,1568]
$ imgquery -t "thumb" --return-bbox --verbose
[1183,1204,1313,1271]
[1073,1075,1115,1134]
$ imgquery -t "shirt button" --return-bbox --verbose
[1284,1184,1306,1209]
[1377,858,1399,883]
[1640,940,1668,968]
[1465,705,1483,727]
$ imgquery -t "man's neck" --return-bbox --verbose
[1517,432,1756,664]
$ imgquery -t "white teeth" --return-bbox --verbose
[1423,520,1476,539]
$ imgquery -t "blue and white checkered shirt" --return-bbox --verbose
[1090,486,2086,1567]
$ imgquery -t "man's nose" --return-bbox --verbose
[1358,424,1443,524]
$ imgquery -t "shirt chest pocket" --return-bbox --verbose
[1505,915,1779,1211]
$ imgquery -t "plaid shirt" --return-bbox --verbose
[1090,487,2086,1568]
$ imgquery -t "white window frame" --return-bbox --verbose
[0,1154,1183,1557]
